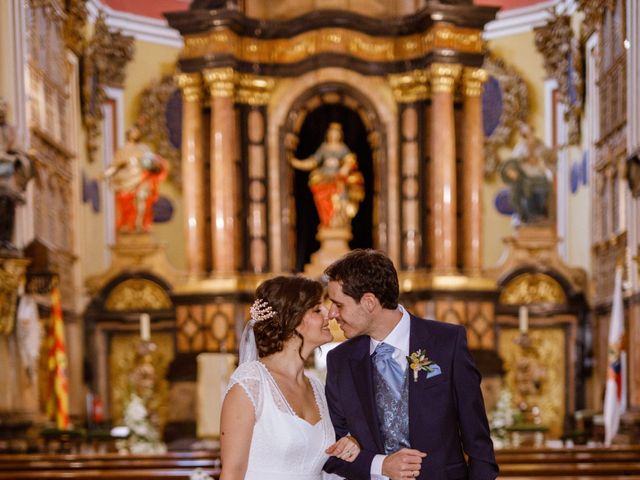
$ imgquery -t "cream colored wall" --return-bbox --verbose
[82,41,185,278]
[483,30,546,268]
[483,27,592,275]
[121,39,185,270]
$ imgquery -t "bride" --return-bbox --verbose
[220,276,360,480]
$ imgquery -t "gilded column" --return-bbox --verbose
[204,68,238,274]
[177,73,205,277]
[400,104,422,270]
[461,67,487,276]
[429,63,461,274]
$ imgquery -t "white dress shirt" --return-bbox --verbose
[369,305,410,480]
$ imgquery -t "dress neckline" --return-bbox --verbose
[257,361,323,428]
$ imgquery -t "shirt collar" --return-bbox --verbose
[369,304,410,356]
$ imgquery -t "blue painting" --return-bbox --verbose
[81,172,101,213]
[494,187,515,216]
[581,150,589,185]
[165,90,182,151]
[152,195,174,223]
[482,75,502,138]
[570,161,580,194]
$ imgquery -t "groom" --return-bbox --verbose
[322,250,498,480]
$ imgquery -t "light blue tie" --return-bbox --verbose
[372,342,404,398]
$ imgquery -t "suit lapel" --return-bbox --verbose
[350,337,384,452]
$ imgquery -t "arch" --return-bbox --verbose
[267,68,398,271]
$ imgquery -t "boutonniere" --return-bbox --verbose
[406,349,436,382]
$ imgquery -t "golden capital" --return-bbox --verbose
[462,68,488,97]
[176,73,203,102]
[203,67,235,98]
[388,69,429,103]
[236,74,276,106]
[429,63,461,94]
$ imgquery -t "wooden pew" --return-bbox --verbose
[496,445,640,478]
[0,452,221,479]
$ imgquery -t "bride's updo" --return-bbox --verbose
[251,276,323,358]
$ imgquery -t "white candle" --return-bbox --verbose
[519,306,529,334]
[140,313,151,341]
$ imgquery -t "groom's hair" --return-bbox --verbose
[324,249,399,309]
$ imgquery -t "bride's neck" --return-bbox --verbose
[261,341,308,382]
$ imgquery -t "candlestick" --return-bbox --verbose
[518,306,529,334]
[140,313,151,342]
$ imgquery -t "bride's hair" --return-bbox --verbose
[252,276,323,358]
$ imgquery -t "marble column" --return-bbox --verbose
[429,63,461,275]
[461,67,487,276]
[204,68,238,274]
[177,73,206,276]
[400,104,421,269]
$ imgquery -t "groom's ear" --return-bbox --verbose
[360,292,380,313]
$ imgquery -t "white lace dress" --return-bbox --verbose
[225,360,339,480]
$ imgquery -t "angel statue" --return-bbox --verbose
[500,122,556,225]
[104,126,168,233]
[290,122,364,229]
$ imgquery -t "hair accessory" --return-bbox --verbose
[249,298,277,325]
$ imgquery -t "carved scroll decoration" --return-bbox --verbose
[482,53,529,177]
[104,278,172,311]
[63,0,88,55]
[499,272,567,306]
[135,75,181,188]
[534,10,583,145]
[82,13,134,162]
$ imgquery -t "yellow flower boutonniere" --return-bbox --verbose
[406,349,435,382]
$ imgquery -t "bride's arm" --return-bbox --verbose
[220,384,256,480]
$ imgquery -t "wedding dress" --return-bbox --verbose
[225,360,339,480]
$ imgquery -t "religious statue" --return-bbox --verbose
[0,98,35,252]
[500,122,556,225]
[290,123,364,229]
[104,126,167,233]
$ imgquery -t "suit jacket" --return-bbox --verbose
[323,315,499,480]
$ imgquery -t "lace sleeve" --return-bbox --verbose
[224,361,263,419]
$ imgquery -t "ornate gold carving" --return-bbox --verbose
[462,67,488,97]
[577,0,604,37]
[82,13,134,161]
[236,74,276,106]
[499,273,567,305]
[62,0,88,55]
[388,69,429,103]
[203,67,235,98]
[482,53,529,177]
[104,278,172,311]
[0,258,30,335]
[109,332,173,430]
[176,73,203,103]
[182,24,483,63]
[136,75,181,188]
[429,63,461,94]
[534,11,583,145]
[500,327,565,437]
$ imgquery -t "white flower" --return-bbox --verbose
[190,468,214,480]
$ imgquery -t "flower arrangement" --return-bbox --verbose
[119,393,167,454]
[489,388,517,448]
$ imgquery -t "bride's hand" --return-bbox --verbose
[325,435,360,462]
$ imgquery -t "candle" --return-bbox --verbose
[140,313,151,341]
[518,306,529,334]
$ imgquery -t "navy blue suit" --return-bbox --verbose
[323,315,499,480]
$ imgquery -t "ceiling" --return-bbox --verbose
[102,0,547,20]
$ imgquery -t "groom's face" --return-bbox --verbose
[327,281,373,339]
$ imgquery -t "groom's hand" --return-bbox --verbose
[382,448,427,479]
